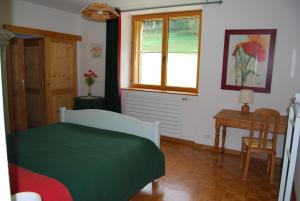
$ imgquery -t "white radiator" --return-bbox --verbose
[124,93,182,138]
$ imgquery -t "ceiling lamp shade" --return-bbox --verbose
[80,3,119,21]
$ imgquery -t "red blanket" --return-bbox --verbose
[9,164,73,201]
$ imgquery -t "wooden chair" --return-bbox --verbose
[240,108,280,184]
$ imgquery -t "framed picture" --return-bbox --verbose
[90,43,102,58]
[221,29,277,93]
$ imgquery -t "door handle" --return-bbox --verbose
[21,80,25,89]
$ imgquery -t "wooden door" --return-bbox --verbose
[24,38,45,128]
[8,38,28,132]
[44,37,77,123]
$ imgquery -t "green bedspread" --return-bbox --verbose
[6,123,165,201]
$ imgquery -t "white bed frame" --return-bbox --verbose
[60,107,160,147]
[278,94,300,201]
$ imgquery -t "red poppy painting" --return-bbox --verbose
[221,29,277,93]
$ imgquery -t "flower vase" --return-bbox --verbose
[87,85,92,97]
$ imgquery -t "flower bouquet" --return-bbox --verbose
[84,69,98,96]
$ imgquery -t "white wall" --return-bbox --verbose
[10,0,81,35]
[78,19,106,97]
[109,0,217,11]
[120,0,300,157]
[0,47,11,201]
[1,2,15,200]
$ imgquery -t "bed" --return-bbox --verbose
[6,108,165,201]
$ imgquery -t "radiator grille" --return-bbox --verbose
[124,93,182,137]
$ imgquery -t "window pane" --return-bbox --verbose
[166,17,199,88]
[167,53,198,87]
[138,20,163,85]
[140,53,162,85]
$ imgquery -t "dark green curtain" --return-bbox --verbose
[104,17,121,113]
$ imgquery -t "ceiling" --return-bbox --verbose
[21,0,101,14]
[20,0,212,13]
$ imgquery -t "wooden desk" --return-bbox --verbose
[214,109,288,156]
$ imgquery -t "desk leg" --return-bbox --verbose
[221,126,227,153]
[214,123,221,158]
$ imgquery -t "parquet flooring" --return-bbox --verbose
[130,140,280,201]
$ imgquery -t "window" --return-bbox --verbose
[131,11,202,94]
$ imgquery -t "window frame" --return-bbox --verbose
[130,10,202,94]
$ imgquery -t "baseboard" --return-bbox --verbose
[160,135,282,164]
[160,135,194,146]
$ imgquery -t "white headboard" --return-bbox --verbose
[60,107,160,147]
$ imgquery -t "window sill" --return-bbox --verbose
[121,87,198,96]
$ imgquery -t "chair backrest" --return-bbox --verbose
[249,108,281,151]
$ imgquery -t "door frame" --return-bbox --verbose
[3,25,81,132]
[24,38,46,127]
[6,43,15,133]
[3,24,82,41]
[7,38,29,133]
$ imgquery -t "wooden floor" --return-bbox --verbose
[131,140,280,201]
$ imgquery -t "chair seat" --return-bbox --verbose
[242,137,273,149]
